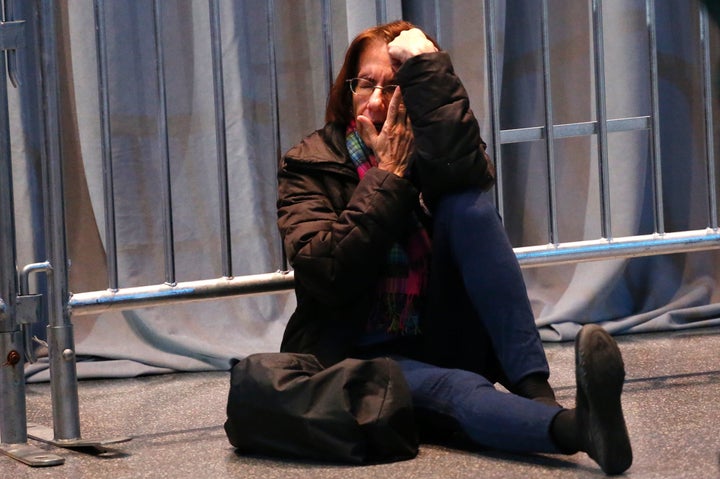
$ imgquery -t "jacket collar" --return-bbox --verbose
[284,122,352,168]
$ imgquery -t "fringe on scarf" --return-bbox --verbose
[346,121,431,336]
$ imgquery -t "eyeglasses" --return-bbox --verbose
[346,78,398,97]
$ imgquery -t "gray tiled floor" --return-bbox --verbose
[3,327,719,478]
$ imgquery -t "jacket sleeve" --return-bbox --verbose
[396,51,495,205]
[277,157,419,306]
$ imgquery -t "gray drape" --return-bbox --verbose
[10,0,719,381]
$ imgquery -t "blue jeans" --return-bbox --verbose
[395,357,562,453]
[397,189,561,452]
[421,188,550,385]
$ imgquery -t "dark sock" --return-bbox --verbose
[549,408,580,454]
[513,373,560,407]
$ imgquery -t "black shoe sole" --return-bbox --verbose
[575,324,633,475]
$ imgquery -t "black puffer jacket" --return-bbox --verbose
[276,52,494,366]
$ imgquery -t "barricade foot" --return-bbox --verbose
[27,422,132,453]
[0,442,64,467]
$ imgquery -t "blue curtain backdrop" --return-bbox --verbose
[9,0,719,381]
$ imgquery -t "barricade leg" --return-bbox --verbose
[0,12,62,462]
[0,328,64,466]
[21,0,130,453]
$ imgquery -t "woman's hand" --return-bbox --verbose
[387,28,438,71]
[357,88,414,177]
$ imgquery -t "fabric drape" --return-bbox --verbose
[11,1,719,381]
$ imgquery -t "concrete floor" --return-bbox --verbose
[2,327,719,479]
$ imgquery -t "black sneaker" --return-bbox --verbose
[575,324,633,475]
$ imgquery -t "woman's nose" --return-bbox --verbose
[367,87,386,110]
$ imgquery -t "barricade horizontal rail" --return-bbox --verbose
[68,228,720,316]
[70,271,295,315]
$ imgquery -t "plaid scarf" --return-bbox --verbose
[346,122,431,336]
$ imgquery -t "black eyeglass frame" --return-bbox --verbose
[346,77,399,96]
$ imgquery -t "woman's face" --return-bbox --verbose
[352,39,397,141]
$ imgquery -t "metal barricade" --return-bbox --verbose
[0,0,64,467]
[1,0,718,468]
[484,0,720,265]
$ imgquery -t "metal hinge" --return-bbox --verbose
[18,262,52,363]
[16,292,41,326]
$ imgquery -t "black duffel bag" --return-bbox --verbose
[224,352,418,464]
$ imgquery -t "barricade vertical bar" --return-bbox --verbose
[38,0,81,441]
[321,0,333,93]
[700,4,718,230]
[592,0,612,239]
[540,0,559,244]
[93,0,119,290]
[0,325,27,445]
[4,0,20,88]
[375,0,387,25]
[152,0,176,284]
[0,38,63,463]
[433,0,442,46]
[266,0,286,270]
[0,36,27,447]
[484,0,504,218]
[646,0,665,234]
[209,0,233,277]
